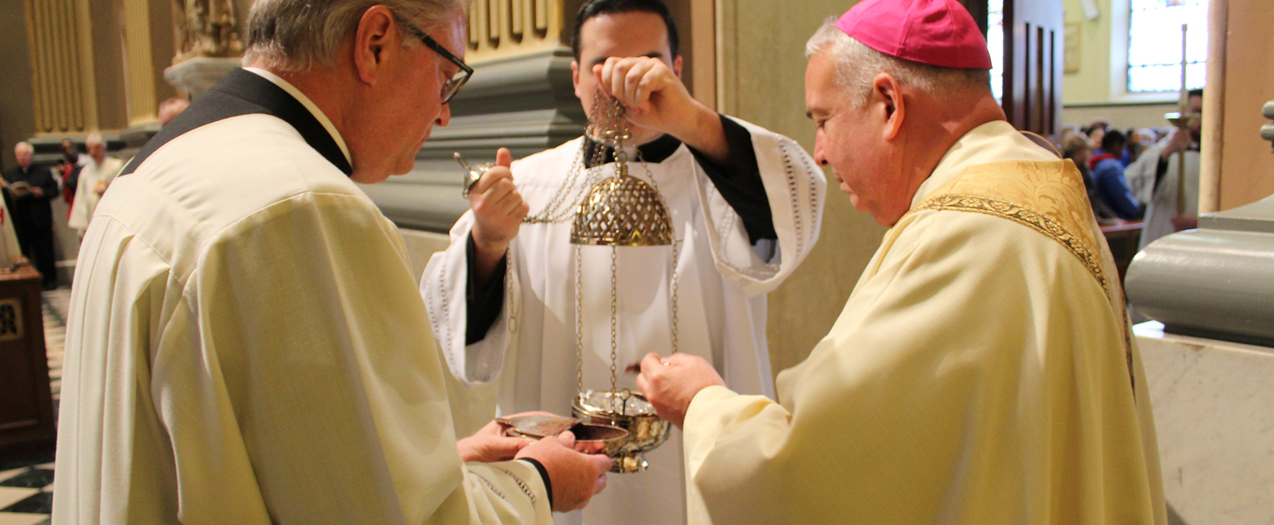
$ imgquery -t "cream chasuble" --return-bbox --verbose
[67,156,123,232]
[54,69,552,524]
[681,121,1166,525]
[422,118,825,525]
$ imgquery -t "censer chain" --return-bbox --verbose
[576,245,584,394]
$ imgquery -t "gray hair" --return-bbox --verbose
[804,17,991,106]
[86,133,104,147]
[14,142,33,154]
[243,0,465,72]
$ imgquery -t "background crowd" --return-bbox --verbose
[1056,88,1202,234]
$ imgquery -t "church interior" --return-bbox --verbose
[0,0,1271,523]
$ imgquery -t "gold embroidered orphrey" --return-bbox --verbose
[905,160,1136,390]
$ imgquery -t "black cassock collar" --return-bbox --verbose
[582,133,682,169]
[121,68,353,177]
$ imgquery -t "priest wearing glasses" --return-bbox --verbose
[52,0,612,522]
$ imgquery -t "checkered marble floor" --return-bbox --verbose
[0,287,70,525]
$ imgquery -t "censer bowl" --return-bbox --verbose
[572,390,671,473]
[497,415,630,458]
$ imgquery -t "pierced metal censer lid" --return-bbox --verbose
[569,89,674,247]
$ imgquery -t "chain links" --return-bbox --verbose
[522,148,593,225]
[637,147,679,355]
[576,245,585,394]
[505,244,518,334]
[609,247,619,392]
[553,85,684,395]
[523,85,625,226]
[670,238,680,354]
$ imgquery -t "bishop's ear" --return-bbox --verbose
[872,72,905,141]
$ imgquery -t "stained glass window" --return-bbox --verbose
[1127,0,1208,93]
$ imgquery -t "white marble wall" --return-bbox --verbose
[1137,322,1274,525]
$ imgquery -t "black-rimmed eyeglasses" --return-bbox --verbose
[396,17,473,104]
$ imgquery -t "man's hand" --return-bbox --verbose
[1159,128,1192,159]
[516,432,612,512]
[635,352,724,428]
[594,58,730,164]
[469,148,528,282]
[597,57,695,134]
[457,419,534,463]
[1171,214,1198,232]
[30,187,43,198]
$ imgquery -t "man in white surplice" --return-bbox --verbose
[52,0,613,522]
[420,1,825,524]
[66,133,123,236]
[1125,88,1202,252]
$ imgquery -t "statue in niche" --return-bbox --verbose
[174,0,244,61]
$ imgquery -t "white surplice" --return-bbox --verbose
[53,73,552,524]
[422,119,826,525]
[680,121,1166,525]
[67,155,123,232]
[1123,142,1200,251]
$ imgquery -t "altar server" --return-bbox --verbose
[421,1,825,523]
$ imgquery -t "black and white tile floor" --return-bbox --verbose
[0,287,70,525]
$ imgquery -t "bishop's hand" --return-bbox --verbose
[469,148,528,283]
[635,352,725,429]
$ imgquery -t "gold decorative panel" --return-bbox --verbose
[123,0,157,126]
[466,0,569,63]
[24,0,97,134]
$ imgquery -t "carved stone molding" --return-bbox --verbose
[466,0,571,63]
[173,0,243,61]
[1127,194,1274,347]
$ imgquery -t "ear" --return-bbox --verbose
[872,72,905,141]
[352,6,397,85]
[571,60,583,98]
[672,55,683,79]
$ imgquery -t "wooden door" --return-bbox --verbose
[1002,0,1065,137]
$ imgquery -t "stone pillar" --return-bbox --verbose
[24,0,99,134]
[122,0,158,127]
